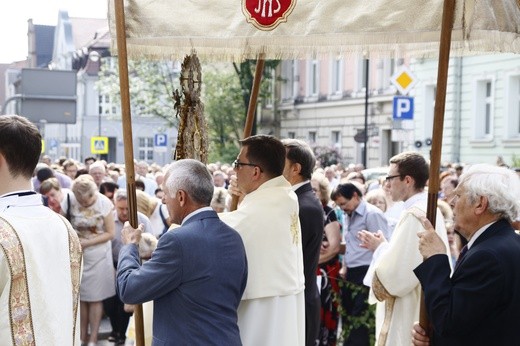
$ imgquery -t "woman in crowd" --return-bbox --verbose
[365,188,399,239]
[64,174,116,346]
[311,172,342,346]
[136,189,172,237]
[211,187,228,212]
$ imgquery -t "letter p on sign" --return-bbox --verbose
[393,96,414,120]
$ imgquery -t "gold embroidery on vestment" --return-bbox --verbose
[372,272,396,346]
[0,217,35,346]
[0,215,82,346]
[290,212,299,244]
[58,214,82,346]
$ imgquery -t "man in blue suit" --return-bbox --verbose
[412,164,520,345]
[117,159,248,345]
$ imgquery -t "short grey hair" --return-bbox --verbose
[114,189,128,202]
[458,164,520,223]
[89,161,106,173]
[164,159,214,205]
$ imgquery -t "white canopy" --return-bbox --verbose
[108,0,520,61]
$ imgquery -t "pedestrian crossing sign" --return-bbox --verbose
[91,136,109,154]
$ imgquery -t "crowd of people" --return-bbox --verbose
[2,114,520,345]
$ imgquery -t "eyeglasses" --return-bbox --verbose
[385,174,402,182]
[233,159,263,172]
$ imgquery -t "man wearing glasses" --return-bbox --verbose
[220,135,305,346]
[358,152,450,346]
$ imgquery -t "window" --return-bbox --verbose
[485,82,492,135]
[281,60,298,102]
[60,143,80,162]
[330,58,343,95]
[138,137,154,161]
[308,131,316,144]
[473,79,494,140]
[288,131,296,139]
[331,131,341,147]
[424,85,436,138]
[505,74,520,139]
[98,94,116,116]
[382,58,396,90]
[307,60,319,97]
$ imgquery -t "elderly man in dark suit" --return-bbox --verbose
[282,138,324,346]
[412,163,520,345]
[117,159,248,345]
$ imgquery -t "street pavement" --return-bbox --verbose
[95,317,135,346]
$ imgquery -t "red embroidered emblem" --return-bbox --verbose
[242,0,296,31]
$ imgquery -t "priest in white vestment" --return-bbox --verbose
[0,115,82,346]
[359,152,451,346]
[220,135,305,346]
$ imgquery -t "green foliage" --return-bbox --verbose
[96,58,179,127]
[314,146,343,167]
[511,154,520,168]
[203,66,245,163]
[232,60,280,135]
[96,58,280,164]
[203,61,280,163]
[336,279,376,345]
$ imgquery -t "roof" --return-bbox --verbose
[69,17,109,50]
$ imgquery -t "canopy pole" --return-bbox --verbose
[230,54,266,211]
[420,0,456,336]
[114,0,145,345]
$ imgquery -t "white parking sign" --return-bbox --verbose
[154,134,168,152]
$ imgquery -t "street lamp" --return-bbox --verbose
[88,51,102,137]
[363,58,369,168]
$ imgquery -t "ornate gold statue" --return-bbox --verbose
[173,52,208,163]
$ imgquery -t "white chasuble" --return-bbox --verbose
[220,176,305,346]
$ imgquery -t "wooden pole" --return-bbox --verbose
[114,0,145,345]
[420,0,456,335]
[230,54,266,211]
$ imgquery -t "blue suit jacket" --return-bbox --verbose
[414,219,520,345]
[117,210,248,346]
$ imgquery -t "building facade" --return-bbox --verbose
[259,54,520,168]
[259,57,405,168]
[4,11,177,166]
[412,54,520,165]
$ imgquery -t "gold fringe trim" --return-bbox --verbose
[378,296,396,346]
[110,29,520,62]
[58,215,82,346]
[0,217,35,346]
[372,271,393,302]
[372,272,396,346]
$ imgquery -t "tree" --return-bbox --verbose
[232,59,281,135]
[203,61,280,163]
[203,65,245,163]
[96,58,179,127]
[96,57,280,164]
[314,145,343,167]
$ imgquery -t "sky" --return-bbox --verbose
[0,0,108,64]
